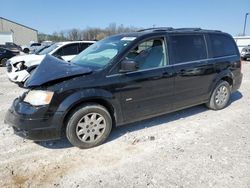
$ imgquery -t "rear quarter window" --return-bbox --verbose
[169,34,207,64]
[209,34,237,58]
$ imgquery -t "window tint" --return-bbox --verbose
[125,38,167,70]
[79,43,93,52]
[31,43,41,47]
[56,43,79,56]
[170,34,207,64]
[210,34,237,57]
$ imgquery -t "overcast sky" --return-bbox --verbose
[0,0,250,36]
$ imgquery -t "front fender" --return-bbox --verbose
[55,88,123,126]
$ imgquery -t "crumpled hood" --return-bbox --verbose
[9,54,45,66]
[24,55,92,88]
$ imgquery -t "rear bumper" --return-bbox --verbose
[4,98,63,141]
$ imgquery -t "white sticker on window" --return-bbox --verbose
[121,37,136,41]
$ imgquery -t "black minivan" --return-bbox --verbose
[5,28,243,148]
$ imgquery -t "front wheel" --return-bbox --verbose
[66,104,112,149]
[0,58,8,66]
[206,81,231,110]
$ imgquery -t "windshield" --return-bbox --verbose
[38,43,59,55]
[71,35,136,69]
[34,45,50,54]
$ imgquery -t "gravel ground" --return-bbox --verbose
[0,62,249,188]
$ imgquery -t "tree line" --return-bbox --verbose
[38,23,141,42]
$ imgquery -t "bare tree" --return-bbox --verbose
[68,29,82,40]
[39,23,141,42]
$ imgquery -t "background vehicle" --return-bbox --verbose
[31,44,53,54]
[22,42,41,54]
[0,42,22,52]
[5,28,242,149]
[6,41,95,83]
[241,46,250,60]
[0,47,20,66]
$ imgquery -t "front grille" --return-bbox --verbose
[6,62,12,73]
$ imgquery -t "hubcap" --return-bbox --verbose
[215,85,229,106]
[76,113,106,143]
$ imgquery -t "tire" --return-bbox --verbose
[66,103,112,149]
[206,81,231,110]
[23,48,29,54]
[0,58,8,66]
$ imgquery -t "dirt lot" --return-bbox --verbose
[0,62,249,188]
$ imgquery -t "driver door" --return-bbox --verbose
[116,37,175,122]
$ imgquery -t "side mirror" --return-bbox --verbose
[119,59,138,73]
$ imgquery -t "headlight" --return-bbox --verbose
[23,90,54,106]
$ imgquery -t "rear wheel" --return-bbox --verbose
[0,58,8,66]
[206,81,231,110]
[66,104,112,149]
[23,48,29,54]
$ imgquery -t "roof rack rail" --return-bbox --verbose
[175,28,201,31]
[205,29,222,32]
[137,27,173,32]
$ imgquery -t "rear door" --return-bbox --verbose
[169,34,214,108]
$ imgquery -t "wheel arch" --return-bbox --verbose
[209,70,234,95]
[56,89,121,134]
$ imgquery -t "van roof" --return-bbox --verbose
[136,27,222,33]
[111,27,228,40]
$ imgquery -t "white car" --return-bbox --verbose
[6,41,95,84]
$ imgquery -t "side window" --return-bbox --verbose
[125,38,167,70]
[79,43,92,52]
[57,43,79,56]
[209,34,237,57]
[31,43,41,47]
[170,34,207,64]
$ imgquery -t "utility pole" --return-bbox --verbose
[243,13,249,36]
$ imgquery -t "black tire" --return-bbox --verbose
[206,81,231,110]
[66,103,112,149]
[0,58,8,66]
[17,82,25,88]
[23,48,29,54]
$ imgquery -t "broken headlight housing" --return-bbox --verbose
[15,61,26,71]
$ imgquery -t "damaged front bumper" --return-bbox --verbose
[4,97,63,141]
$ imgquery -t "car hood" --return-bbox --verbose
[9,54,45,65]
[24,55,92,88]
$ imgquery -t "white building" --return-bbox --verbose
[234,36,250,52]
[0,17,38,45]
